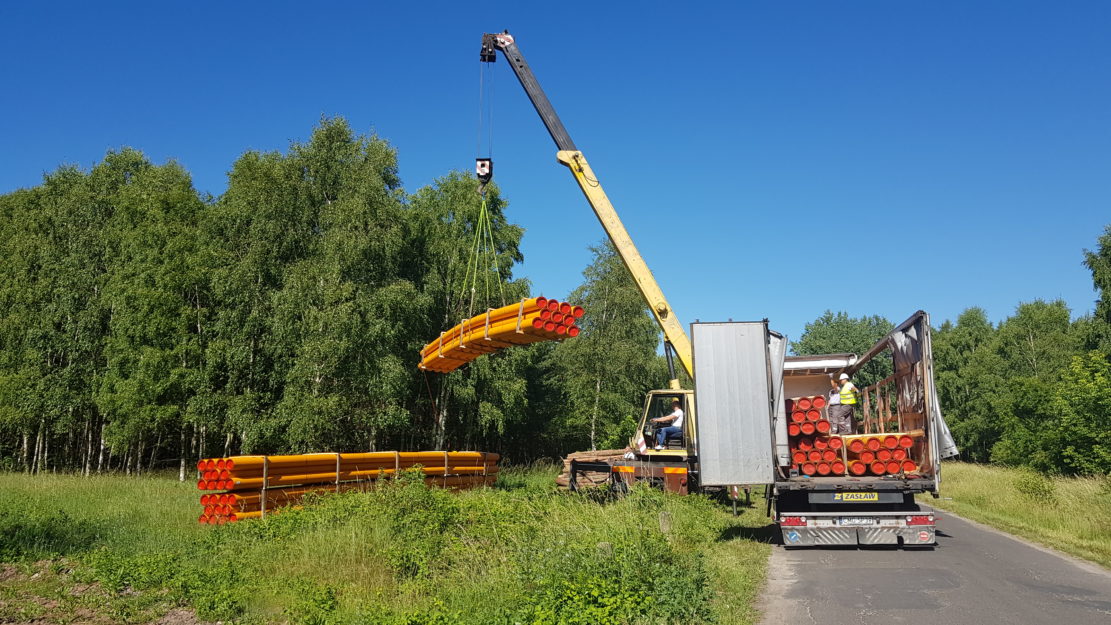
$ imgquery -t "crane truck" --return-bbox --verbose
[481,31,958,546]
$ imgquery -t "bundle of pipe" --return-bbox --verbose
[419,297,584,374]
[195,451,500,523]
[843,430,924,475]
[786,395,844,476]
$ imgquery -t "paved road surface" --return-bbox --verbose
[759,505,1111,624]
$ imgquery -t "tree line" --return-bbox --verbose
[0,118,668,477]
[792,227,1111,476]
[3,117,1108,477]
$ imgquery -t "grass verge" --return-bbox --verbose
[0,465,772,624]
[922,461,1111,568]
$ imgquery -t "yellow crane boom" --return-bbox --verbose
[480,32,693,381]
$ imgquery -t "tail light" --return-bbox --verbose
[781,516,807,527]
[906,514,934,526]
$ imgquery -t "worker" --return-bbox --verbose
[829,373,860,435]
[652,399,684,450]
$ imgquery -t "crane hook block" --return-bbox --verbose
[476,158,493,184]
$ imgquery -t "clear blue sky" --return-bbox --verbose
[2,1,1109,344]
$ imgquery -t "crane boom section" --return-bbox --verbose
[483,32,694,379]
[556,150,694,379]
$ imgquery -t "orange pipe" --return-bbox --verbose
[848,439,865,454]
[811,395,827,409]
[806,410,821,422]
[788,424,801,437]
[791,411,806,424]
[892,448,907,461]
[807,450,822,462]
[848,460,868,476]
[886,461,902,474]
[902,460,917,473]
[571,306,585,319]
[800,462,817,476]
[876,449,892,462]
[866,438,882,452]
[815,420,831,434]
[883,436,899,450]
[800,422,815,435]
[797,437,813,451]
[813,437,828,450]
[828,437,843,450]
[821,449,837,463]
[792,450,806,464]
[796,398,812,411]
[816,463,831,476]
[859,451,875,464]
[870,461,886,475]
[831,460,845,475]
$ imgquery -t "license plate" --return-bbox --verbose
[839,517,875,527]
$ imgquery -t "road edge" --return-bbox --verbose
[920,503,1111,579]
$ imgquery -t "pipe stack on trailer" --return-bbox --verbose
[195,451,499,524]
[843,430,924,476]
[419,296,584,373]
[786,395,845,476]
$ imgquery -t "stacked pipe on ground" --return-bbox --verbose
[786,395,845,476]
[419,296,584,373]
[195,451,500,524]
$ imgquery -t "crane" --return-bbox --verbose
[480,31,700,476]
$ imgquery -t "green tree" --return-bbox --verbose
[933,308,1005,462]
[790,311,894,388]
[408,172,535,453]
[549,241,667,452]
[1082,224,1111,352]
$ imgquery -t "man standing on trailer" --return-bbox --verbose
[652,399,684,450]
[829,373,860,434]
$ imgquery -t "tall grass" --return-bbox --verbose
[0,467,772,624]
[925,462,1111,568]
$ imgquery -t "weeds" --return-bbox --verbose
[0,467,772,624]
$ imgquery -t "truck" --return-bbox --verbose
[690,314,959,546]
[480,31,959,546]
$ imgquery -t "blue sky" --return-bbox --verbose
[2,1,1109,344]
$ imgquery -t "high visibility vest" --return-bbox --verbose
[839,383,859,405]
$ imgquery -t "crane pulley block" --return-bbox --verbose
[476,158,493,184]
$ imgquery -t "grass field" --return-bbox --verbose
[0,465,773,624]
[923,461,1111,568]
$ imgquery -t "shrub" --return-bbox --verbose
[1013,470,1057,504]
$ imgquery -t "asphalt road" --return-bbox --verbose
[759,505,1111,624]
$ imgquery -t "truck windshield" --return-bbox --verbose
[647,395,685,423]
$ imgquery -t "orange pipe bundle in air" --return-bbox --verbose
[419,296,584,374]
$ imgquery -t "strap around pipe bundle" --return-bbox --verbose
[514,298,525,332]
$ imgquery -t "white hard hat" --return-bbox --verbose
[838,373,850,380]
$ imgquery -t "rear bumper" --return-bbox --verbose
[781,524,935,546]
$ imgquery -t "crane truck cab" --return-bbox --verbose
[634,389,697,457]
